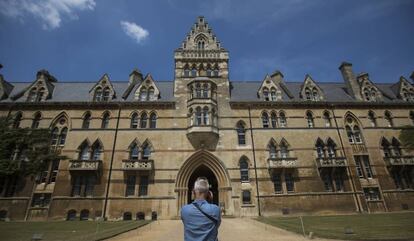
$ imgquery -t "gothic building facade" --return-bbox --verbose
[0,17,414,221]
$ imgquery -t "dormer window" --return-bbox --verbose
[362,87,379,102]
[304,87,320,101]
[140,87,147,101]
[270,88,277,101]
[27,87,46,102]
[263,88,269,101]
[94,87,103,101]
[102,87,111,101]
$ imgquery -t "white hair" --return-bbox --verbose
[194,177,209,194]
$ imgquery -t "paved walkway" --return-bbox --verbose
[108,218,337,241]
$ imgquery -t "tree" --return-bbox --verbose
[399,126,414,151]
[0,117,63,177]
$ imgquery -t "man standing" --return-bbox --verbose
[181,177,221,241]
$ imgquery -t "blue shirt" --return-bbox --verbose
[181,199,221,241]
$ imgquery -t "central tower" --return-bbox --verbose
[174,16,230,149]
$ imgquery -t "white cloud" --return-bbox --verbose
[120,21,149,44]
[0,0,96,30]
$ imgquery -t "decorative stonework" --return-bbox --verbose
[299,74,325,101]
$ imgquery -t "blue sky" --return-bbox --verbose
[0,0,413,83]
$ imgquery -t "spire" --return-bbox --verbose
[179,16,224,51]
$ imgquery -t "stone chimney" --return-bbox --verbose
[339,62,362,100]
[129,68,143,85]
[270,70,284,83]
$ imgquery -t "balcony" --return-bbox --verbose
[121,159,153,171]
[68,160,102,171]
[268,157,298,169]
[186,125,219,149]
[316,157,347,168]
[384,156,414,167]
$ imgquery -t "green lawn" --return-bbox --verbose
[256,212,414,240]
[0,220,150,241]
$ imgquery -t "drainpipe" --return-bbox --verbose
[102,104,122,219]
[331,107,362,212]
[248,106,261,216]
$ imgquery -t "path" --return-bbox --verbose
[107,218,338,241]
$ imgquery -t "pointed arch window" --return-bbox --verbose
[312,88,319,101]
[51,127,59,146]
[150,113,157,129]
[323,111,331,127]
[184,65,190,77]
[130,143,139,160]
[391,138,402,156]
[316,140,325,158]
[239,158,249,182]
[271,112,277,128]
[305,88,311,100]
[353,126,362,143]
[236,121,246,145]
[82,112,91,129]
[280,142,289,158]
[139,87,147,101]
[142,144,151,160]
[191,67,197,77]
[91,142,102,160]
[269,142,277,159]
[195,107,202,126]
[94,87,103,101]
[140,113,148,128]
[195,83,201,98]
[345,116,363,144]
[79,143,89,160]
[101,112,110,129]
[262,112,269,128]
[381,139,391,157]
[202,83,209,98]
[306,111,314,128]
[368,111,377,127]
[327,139,337,158]
[59,127,68,146]
[384,111,393,127]
[102,87,111,101]
[279,112,287,127]
[13,112,22,129]
[131,113,138,128]
[32,112,41,129]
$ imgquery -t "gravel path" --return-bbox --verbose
[107,218,338,241]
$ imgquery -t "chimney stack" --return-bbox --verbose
[129,68,143,85]
[339,62,362,100]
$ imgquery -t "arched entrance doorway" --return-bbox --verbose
[187,165,219,205]
[175,150,232,216]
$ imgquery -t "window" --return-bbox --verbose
[139,176,149,196]
[305,88,311,100]
[323,111,331,127]
[316,139,325,158]
[312,88,319,101]
[368,111,377,127]
[202,107,209,125]
[279,112,287,127]
[236,122,246,145]
[184,66,190,77]
[326,139,336,158]
[285,173,295,193]
[321,170,344,192]
[123,212,132,221]
[239,158,249,182]
[101,112,110,129]
[280,142,289,158]
[126,175,136,196]
[322,173,333,191]
[306,111,314,128]
[354,155,373,179]
[262,112,269,128]
[391,169,413,190]
[80,210,89,221]
[381,139,391,157]
[195,83,201,98]
[59,127,68,146]
[91,142,102,160]
[102,87,111,101]
[94,87,102,101]
[136,212,145,220]
[32,112,41,129]
[202,84,209,98]
[263,88,269,101]
[242,190,251,204]
[195,107,202,126]
[272,173,282,193]
[363,187,381,201]
[142,144,151,159]
[150,113,157,128]
[384,111,393,127]
[31,193,51,207]
[271,112,277,128]
[148,87,155,101]
[67,210,77,221]
[213,68,219,77]
[270,88,277,101]
[71,176,82,196]
[391,138,402,156]
[139,87,147,101]
[27,88,37,102]
[79,143,89,160]
[49,160,59,183]
[269,142,277,159]
[345,116,363,144]
[13,112,22,129]
[140,113,148,128]
[130,143,139,160]
[84,176,95,197]
[51,127,59,146]
[131,113,138,128]
[82,112,91,129]
[191,67,197,77]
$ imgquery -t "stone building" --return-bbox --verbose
[0,16,413,221]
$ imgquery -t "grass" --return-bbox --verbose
[256,212,414,240]
[0,220,150,241]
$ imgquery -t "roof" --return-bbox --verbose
[0,80,412,103]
